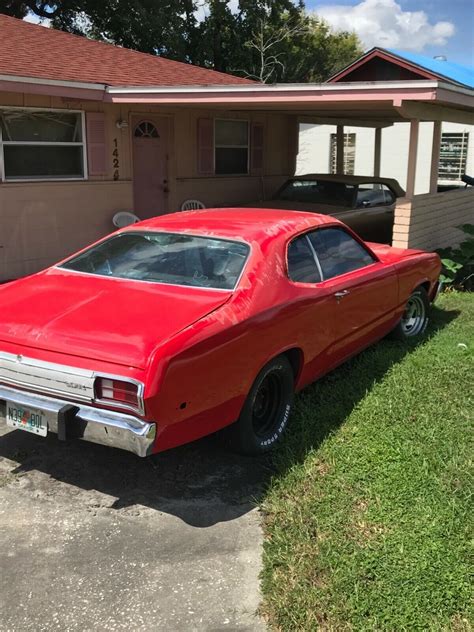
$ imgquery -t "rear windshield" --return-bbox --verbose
[60,232,250,290]
[276,179,355,208]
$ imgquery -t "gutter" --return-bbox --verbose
[0,73,106,91]
[106,80,442,95]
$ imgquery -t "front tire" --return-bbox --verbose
[391,287,430,340]
[227,355,294,455]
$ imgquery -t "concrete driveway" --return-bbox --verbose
[0,426,267,631]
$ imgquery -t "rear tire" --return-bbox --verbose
[390,287,430,341]
[226,356,294,456]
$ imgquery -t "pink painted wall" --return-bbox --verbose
[0,91,297,280]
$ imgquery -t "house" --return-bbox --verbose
[0,17,473,281]
[298,48,474,193]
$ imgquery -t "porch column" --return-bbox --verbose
[429,121,442,194]
[406,119,420,198]
[373,127,382,177]
[336,125,344,174]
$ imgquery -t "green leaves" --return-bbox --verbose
[3,0,363,82]
[437,224,474,291]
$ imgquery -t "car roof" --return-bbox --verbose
[291,173,405,197]
[125,208,340,242]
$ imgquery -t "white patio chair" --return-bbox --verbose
[112,211,141,228]
[180,199,206,211]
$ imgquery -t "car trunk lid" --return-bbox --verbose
[0,269,231,369]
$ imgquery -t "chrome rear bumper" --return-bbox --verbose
[0,385,156,457]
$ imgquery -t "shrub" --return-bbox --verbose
[437,224,474,291]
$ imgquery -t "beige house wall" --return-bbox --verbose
[393,188,474,250]
[0,91,296,280]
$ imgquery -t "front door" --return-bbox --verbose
[132,118,169,219]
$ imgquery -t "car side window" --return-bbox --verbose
[287,235,322,283]
[308,228,375,279]
[356,183,395,208]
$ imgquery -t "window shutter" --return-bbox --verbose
[86,112,107,176]
[197,118,214,175]
[251,122,264,174]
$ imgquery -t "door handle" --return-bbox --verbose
[334,290,350,301]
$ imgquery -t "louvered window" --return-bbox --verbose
[438,132,469,181]
[329,133,356,175]
[0,108,86,181]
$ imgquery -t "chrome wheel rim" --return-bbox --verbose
[401,295,426,336]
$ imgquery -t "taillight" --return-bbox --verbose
[94,377,141,411]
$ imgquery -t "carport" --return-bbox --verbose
[108,77,474,250]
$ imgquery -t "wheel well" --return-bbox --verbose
[282,348,304,384]
[417,281,430,294]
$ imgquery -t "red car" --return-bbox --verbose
[0,209,441,457]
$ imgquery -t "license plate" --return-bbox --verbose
[6,401,48,437]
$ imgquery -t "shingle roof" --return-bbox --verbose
[0,14,254,87]
[387,49,474,90]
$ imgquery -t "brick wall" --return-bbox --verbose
[393,188,474,250]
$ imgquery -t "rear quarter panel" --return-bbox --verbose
[392,253,441,311]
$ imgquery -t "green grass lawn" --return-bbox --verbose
[261,292,473,631]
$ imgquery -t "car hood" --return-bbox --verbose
[0,269,231,369]
[240,200,350,215]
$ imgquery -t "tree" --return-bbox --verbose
[0,0,362,81]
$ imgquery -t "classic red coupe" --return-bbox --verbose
[0,209,441,457]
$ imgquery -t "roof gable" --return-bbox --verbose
[0,14,254,87]
[328,48,474,89]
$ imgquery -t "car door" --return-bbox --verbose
[307,226,398,367]
[285,233,337,385]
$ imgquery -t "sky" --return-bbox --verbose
[307,0,474,65]
[24,0,473,67]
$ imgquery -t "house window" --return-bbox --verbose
[0,109,86,181]
[438,132,469,181]
[330,133,356,175]
[215,120,249,175]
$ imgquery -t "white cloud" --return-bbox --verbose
[23,12,51,27]
[314,0,455,52]
[194,0,239,23]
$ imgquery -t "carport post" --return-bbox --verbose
[336,125,345,174]
[406,119,420,198]
[429,121,442,194]
[374,127,382,177]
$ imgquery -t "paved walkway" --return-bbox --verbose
[0,426,267,631]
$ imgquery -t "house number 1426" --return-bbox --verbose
[113,138,120,180]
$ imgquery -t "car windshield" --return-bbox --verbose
[60,232,250,290]
[276,179,355,208]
